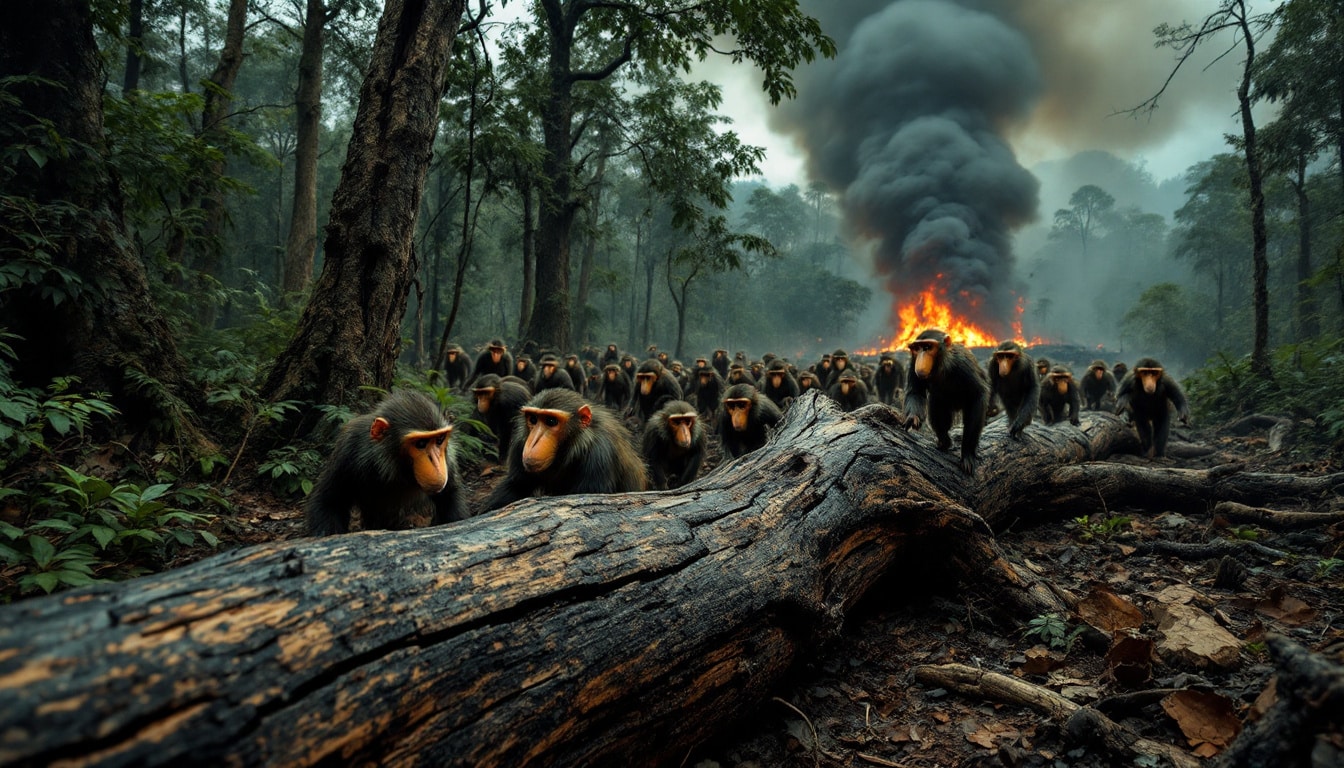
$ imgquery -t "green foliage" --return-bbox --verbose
[1120,283,1209,368]
[1022,613,1085,653]
[257,444,323,499]
[392,372,492,464]
[0,338,118,471]
[1315,557,1341,582]
[1184,335,1344,448]
[0,466,222,597]
[1070,514,1132,543]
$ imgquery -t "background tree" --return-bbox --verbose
[1048,184,1114,258]
[518,0,834,352]
[0,0,207,442]
[260,0,469,408]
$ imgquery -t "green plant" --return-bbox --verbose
[1071,514,1132,543]
[1315,557,1341,581]
[0,366,118,470]
[257,444,323,499]
[0,466,221,596]
[1023,613,1085,652]
[1228,525,1261,541]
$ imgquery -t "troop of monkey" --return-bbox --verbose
[305,335,1189,536]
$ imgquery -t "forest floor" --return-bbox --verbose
[218,416,1343,768]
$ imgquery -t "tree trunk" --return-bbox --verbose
[16,401,1334,765]
[1235,0,1271,378]
[0,0,205,441]
[517,179,536,339]
[261,0,468,408]
[573,150,607,344]
[190,0,248,328]
[122,0,144,94]
[281,0,328,296]
[1292,154,1317,338]
[525,2,577,351]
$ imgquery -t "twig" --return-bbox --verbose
[773,696,821,768]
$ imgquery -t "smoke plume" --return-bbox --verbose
[776,0,1043,334]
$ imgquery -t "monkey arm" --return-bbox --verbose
[1168,379,1191,423]
[304,461,354,536]
[1067,385,1081,426]
[901,378,929,430]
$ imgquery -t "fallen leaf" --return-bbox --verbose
[932,711,950,724]
[1253,586,1317,627]
[1250,676,1278,721]
[1161,689,1242,755]
[1077,584,1145,632]
[1105,634,1155,687]
[1153,602,1242,670]
[1020,646,1063,675]
[1150,584,1204,606]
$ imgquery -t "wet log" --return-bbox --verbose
[0,395,1314,767]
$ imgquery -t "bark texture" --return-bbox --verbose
[262,0,468,407]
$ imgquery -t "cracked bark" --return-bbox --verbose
[0,394,1325,766]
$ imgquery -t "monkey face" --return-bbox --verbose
[1138,368,1162,394]
[490,349,504,363]
[636,373,656,396]
[447,351,458,362]
[1054,375,1072,395]
[994,351,1018,378]
[840,381,851,396]
[724,399,752,432]
[667,415,696,449]
[542,364,557,376]
[521,405,590,473]
[473,389,495,413]
[909,340,940,379]
[769,373,784,388]
[1093,368,1106,380]
[375,417,451,494]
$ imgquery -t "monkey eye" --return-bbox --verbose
[414,438,430,450]
[544,415,560,427]
[525,413,538,426]
[435,434,447,446]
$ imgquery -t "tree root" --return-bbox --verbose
[910,663,1198,768]
[1213,501,1344,529]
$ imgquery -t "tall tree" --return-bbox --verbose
[261,0,469,407]
[519,0,834,352]
[1126,0,1276,376]
[0,0,204,438]
[1049,184,1114,258]
[665,215,773,359]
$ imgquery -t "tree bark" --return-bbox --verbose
[0,0,206,441]
[122,0,145,94]
[261,0,468,408]
[573,149,607,345]
[2,401,1316,766]
[517,179,536,339]
[1234,0,1272,378]
[281,0,329,296]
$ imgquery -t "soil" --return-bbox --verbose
[188,415,1344,767]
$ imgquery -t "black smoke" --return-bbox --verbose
[775,0,1042,333]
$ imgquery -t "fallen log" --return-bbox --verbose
[0,394,1324,767]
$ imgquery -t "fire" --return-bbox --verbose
[854,283,1046,356]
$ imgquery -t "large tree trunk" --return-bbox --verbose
[1292,154,1317,338]
[191,0,249,328]
[281,0,328,296]
[261,0,468,407]
[7,400,1338,766]
[573,150,607,345]
[517,179,536,339]
[1235,0,1271,378]
[0,0,205,440]
[122,0,145,94]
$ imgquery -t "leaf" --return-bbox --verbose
[25,145,47,168]
[27,534,55,567]
[32,572,60,593]
[1160,689,1242,753]
[1077,584,1144,632]
[46,410,71,435]
[200,531,220,547]
[90,525,116,549]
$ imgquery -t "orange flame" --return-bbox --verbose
[854,283,1046,356]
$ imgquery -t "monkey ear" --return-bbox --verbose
[576,404,593,428]
[370,416,392,441]
[942,335,953,348]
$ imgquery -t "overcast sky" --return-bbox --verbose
[694,0,1262,188]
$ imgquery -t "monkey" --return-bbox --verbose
[472,338,513,383]
[689,366,726,420]
[564,354,588,397]
[442,344,472,390]
[797,370,822,395]
[828,370,871,412]
[1115,357,1190,459]
[814,353,833,385]
[826,349,852,388]
[535,353,576,392]
[1112,361,1128,382]
[669,360,689,391]
[602,343,621,366]
[634,359,684,423]
[513,355,538,389]
[620,354,638,379]
[656,351,670,369]
[692,356,710,374]
[986,340,1038,439]
[599,363,633,412]
[717,383,783,460]
[858,362,876,391]
[1039,365,1082,426]
[306,390,467,536]
[471,374,532,460]
[874,352,905,405]
[712,348,730,379]
[760,359,799,410]
[483,389,647,511]
[749,360,765,382]
[1081,359,1118,411]
[1034,357,1051,382]
[726,362,756,387]
[901,329,990,474]
[641,400,707,491]
[761,352,777,367]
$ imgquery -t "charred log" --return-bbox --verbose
[0,395,1330,767]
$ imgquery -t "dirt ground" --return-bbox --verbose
[223,417,1343,768]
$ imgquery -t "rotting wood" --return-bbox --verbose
[0,394,1334,767]
[1212,500,1344,529]
[911,663,1199,768]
